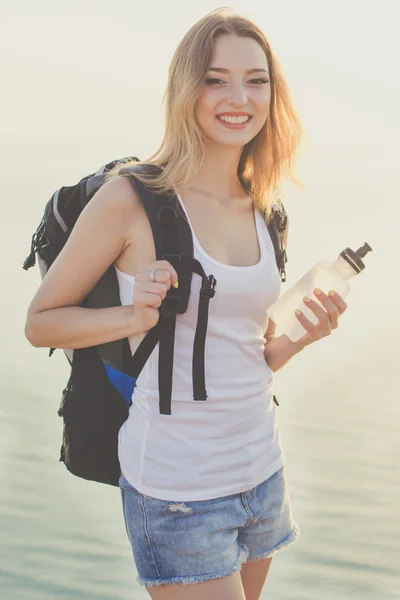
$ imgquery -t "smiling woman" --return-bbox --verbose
[26,7,309,600]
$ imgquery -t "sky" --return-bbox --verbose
[1,0,399,387]
[2,0,399,147]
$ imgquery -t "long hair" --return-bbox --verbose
[106,7,303,218]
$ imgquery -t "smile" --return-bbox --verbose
[216,113,253,129]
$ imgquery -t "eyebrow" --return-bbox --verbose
[208,67,269,74]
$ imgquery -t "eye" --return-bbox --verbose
[205,78,225,85]
[249,78,270,85]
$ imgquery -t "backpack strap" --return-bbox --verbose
[265,203,288,283]
[121,168,217,415]
[192,265,216,400]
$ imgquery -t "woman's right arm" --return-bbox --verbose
[25,176,174,349]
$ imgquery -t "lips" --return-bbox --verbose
[216,113,253,129]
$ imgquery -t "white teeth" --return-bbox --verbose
[218,115,250,124]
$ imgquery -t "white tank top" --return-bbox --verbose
[117,195,284,501]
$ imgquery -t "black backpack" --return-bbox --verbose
[23,157,288,487]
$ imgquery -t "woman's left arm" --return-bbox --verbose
[264,288,348,372]
[264,223,348,372]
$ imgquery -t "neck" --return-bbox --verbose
[183,144,246,200]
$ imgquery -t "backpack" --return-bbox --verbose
[23,157,288,487]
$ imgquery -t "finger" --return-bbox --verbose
[311,289,339,329]
[295,309,324,340]
[141,282,168,299]
[133,291,163,309]
[327,290,348,315]
[153,260,179,287]
[152,269,174,287]
[303,295,332,330]
[136,268,173,288]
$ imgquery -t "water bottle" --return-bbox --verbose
[268,243,372,342]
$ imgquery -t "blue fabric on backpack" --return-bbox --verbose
[105,365,136,405]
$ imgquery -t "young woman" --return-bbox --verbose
[26,9,347,600]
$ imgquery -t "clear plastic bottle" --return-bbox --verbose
[267,243,372,342]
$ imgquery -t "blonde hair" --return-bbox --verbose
[107,7,303,218]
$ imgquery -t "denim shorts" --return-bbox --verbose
[119,466,300,588]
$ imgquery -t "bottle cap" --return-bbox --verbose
[340,243,372,274]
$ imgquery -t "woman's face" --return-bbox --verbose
[195,34,271,149]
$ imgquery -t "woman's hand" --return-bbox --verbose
[132,260,179,331]
[293,288,348,350]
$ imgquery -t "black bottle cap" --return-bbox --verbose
[340,243,372,274]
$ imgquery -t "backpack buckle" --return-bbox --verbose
[200,275,216,300]
[161,294,181,317]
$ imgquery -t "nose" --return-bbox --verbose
[227,82,247,107]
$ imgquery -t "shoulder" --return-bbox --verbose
[80,175,146,241]
[91,175,142,217]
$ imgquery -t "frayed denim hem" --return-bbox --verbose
[136,542,249,588]
[245,522,300,564]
